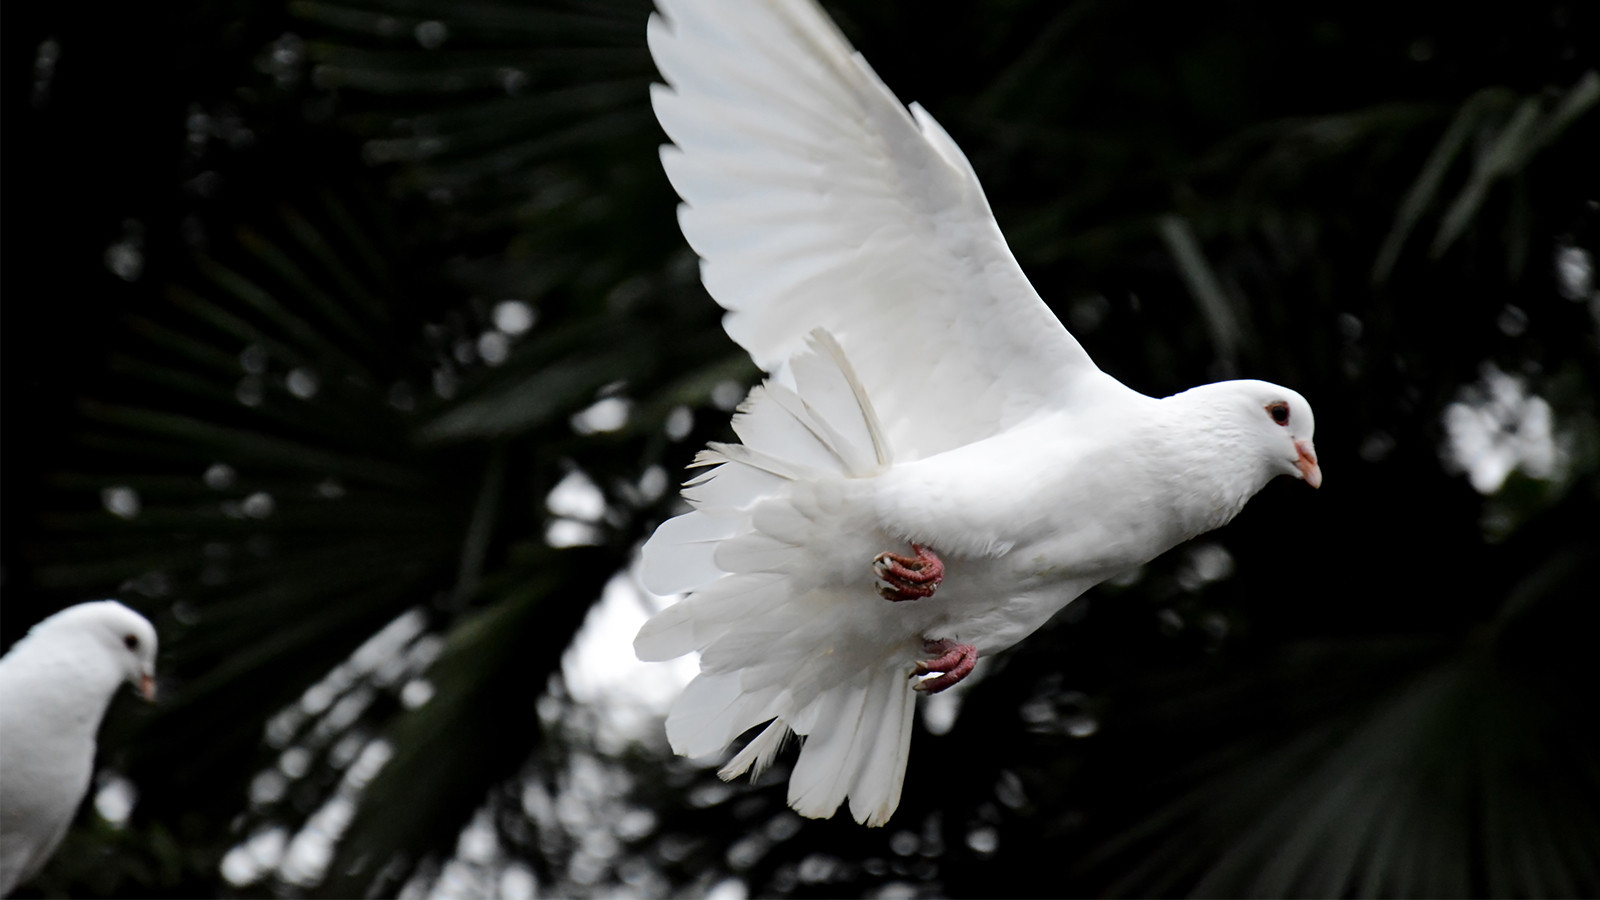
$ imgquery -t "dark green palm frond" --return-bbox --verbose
[37,188,467,778]
[28,190,484,875]
[1374,71,1600,282]
[1052,502,1600,898]
[289,0,662,240]
[316,545,620,898]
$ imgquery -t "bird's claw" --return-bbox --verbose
[913,639,978,693]
[873,543,945,602]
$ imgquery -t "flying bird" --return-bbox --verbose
[0,601,158,895]
[635,0,1321,826]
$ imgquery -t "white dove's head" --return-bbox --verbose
[1223,379,1321,488]
[39,601,160,701]
[1170,379,1321,491]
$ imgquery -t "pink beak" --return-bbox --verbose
[139,672,158,702]
[1295,439,1322,489]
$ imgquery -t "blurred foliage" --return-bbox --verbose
[4,0,1598,897]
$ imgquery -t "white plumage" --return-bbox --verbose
[637,0,1322,826]
[0,601,158,895]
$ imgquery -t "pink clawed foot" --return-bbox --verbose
[913,639,978,693]
[873,543,945,602]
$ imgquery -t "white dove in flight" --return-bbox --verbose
[0,601,158,895]
[635,0,1321,826]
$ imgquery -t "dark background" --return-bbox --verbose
[4,0,1598,896]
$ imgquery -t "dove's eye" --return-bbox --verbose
[123,634,140,651]
[1267,402,1290,426]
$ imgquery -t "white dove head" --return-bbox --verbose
[42,601,160,701]
[1221,379,1321,489]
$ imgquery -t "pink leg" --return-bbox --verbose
[873,543,945,602]
[913,639,978,693]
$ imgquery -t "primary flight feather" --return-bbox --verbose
[637,0,1322,827]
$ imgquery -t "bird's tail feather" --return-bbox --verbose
[785,661,916,826]
[637,329,917,825]
[637,327,887,653]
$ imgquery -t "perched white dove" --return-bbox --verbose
[635,0,1322,827]
[0,601,158,895]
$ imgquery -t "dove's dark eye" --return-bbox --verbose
[1267,402,1290,426]
[123,634,140,651]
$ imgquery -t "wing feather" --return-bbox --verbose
[650,0,1130,460]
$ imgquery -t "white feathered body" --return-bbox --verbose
[638,337,1284,825]
[0,626,126,893]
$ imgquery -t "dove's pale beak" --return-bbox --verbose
[139,672,158,702]
[1295,439,1321,489]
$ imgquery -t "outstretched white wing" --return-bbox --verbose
[649,0,1128,460]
